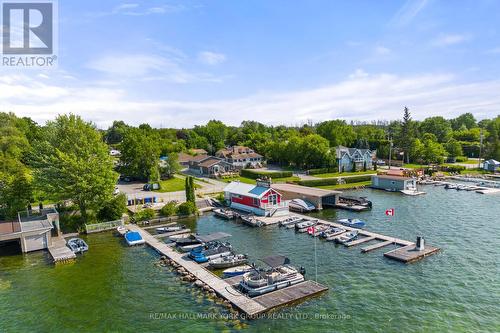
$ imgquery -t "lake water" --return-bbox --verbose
[1,186,499,332]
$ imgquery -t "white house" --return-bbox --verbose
[336,146,375,172]
[216,146,263,169]
[483,159,500,172]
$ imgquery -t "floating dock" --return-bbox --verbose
[127,225,328,317]
[383,244,440,263]
[153,229,191,239]
[48,236,76,263]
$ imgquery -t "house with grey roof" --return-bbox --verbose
[336,146,375,172]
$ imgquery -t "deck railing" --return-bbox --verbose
[85,219,124,234]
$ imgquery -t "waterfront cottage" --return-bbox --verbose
[188,155,234,177]
[216,146,263,169]
[336,146,375,172]
[371,174,417,192]
[223,179,289,216]
[483,159,500,172]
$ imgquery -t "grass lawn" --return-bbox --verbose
[318,181,372,190]
[157,175,201,193]
[222,176,300,184]
[314,170,376,178]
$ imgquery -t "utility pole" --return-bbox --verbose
[388,136,393,170]
[478,129,484,170]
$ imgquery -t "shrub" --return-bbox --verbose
[97,194,127,222]
[307,168,336,175]
[440,165,466,173]
[178,201,197,215]
[455,156,468,162]
[240,169,293,179]
[134,208,155,221]
[160,201,178,217]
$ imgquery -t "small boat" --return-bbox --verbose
[288,199,316,212]
[324,227,347,241]
[240,215,263,227]
[178,243,204,252]
[209,253,248,269]
[295,220,317,231]
[278,216,302,227]
[116,226,127,236]
[213,208,236,219]
[338,196,372,209]
[67,238,89,253]
[169,233,193,241]
[308,224,329,237]
[189,241,233,263]
[156,225,186,233]
[239,255,305,297]
[124,231,145,246]
[175,234,202,247]
[223,265,253,278]
[335,230,359,244]
[337,218,366,228]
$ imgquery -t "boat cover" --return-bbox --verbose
[125,231,142,241]
[196,232,232,243]
[261,255,290,267]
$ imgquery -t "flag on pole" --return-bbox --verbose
[385,208,395,216]
[307,226,315,235]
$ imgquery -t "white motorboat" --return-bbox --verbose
[240,215,263,227]
[335,230,359,244]
[156,225,186,233]
[209,253,248,269]
[324,227,347,241]
[67,238,89,253]
[213,208,236,219]
[288,199,316,212]
[124,231,145,246]
[239,255,305,297]
[222,265,253,278]
[294,220,317,231]
[116,226,127,236]
[278,216,303,227]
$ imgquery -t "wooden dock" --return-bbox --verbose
[143,222,177,230]
[292,213,439,263]
[127,225,329,317]
[48,236,76,263]
[384,244,440,263]
[361,240,394,253]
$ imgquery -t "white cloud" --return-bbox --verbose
[374,46,391,56]
[87,54,224,83]
[431,33,471,47]
[198,51,227,65]
[88,3,185,18]
[1,71,499,128]
[390,0,429,27]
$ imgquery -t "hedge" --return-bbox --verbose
[307,168,336,175]
[240,169,293,179]
[439,165,466,173]
[298,175,372,187]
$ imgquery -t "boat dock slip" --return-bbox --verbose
[153,229,191,239]
[48,236,76,263]
[291,213,439,263]
[344,236,376,247]
[384,244,440,263]
[223,276,328,310]
[143,222,177,230]
[127,224,329,317]
[361,240,394,253]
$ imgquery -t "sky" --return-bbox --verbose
[1,0,500,128]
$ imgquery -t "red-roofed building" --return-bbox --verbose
[223,179,288,216]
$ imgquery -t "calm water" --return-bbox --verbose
[1,186,499,333]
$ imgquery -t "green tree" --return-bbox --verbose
[160,201,178,216]
[193,120,228,154]
[317,120,356,147]
[31,114,117,223]
[419,116,452,143]
[97,193,127,221]
[445,139,463,159]
[119,127,161,181]
[451,113,477,131]
[397,107,416,163]
[178,201,197,215]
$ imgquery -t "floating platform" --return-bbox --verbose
[361,240,394,253]
[383,244,440,263]
[153,229,191,239]
[253,280,328,310]
[48,236,76,263]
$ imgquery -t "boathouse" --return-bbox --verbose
[371,174,417,192]
[223,179,289,216]
[271,183,340,210]
[0,208,59,253]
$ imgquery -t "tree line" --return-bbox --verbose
[1,110,499,223]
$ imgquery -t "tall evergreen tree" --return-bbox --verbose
[399,106,415,163]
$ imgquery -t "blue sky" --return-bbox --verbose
[2,0,500,127]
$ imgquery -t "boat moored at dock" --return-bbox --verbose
[213,208,237,219]
[337,218,366,228]
[222,265,253,278]
[67,238,89,254]
[124,231,146,246]
[209,253,248,269]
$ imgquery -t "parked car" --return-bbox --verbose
[143,183,160,191]
[376,160,386,166]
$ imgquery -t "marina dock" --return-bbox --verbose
[153,229,191,239]
[127,225,328,317]
[384,244,440,263]
[48,236,76,263]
